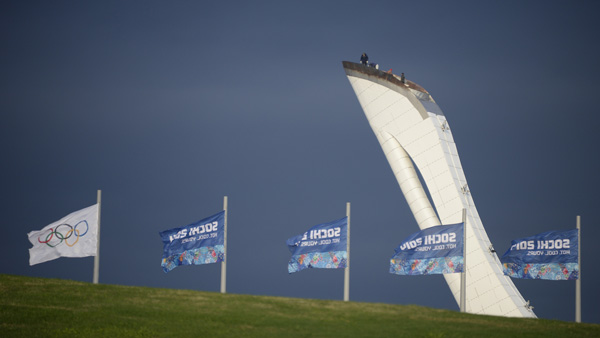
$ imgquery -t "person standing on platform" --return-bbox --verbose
[360,53,369,65]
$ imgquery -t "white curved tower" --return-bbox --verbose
[343,61,535,318]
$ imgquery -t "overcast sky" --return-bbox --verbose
[2,1,599,324]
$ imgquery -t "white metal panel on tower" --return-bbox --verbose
[343,61,535,318]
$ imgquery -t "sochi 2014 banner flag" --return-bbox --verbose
[500,229,579,280]
[28,204,99,266]
[390,223,464,275]
[286,217,347,274]
[159,211,225,273]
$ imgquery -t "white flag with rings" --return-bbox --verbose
[28,204,99,266]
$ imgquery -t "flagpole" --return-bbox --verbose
[460,208,466,312]
[344,202,350,302]
[221,196,228,294]
[93,189,101,284]
[576,215,581,323]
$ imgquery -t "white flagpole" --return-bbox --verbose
[460,208,466,312]
[344,202,350,302]
[221,196,228,294]
[576,215,581,323]
[93,189,101,284]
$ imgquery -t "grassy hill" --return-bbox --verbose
[0,274,598,337]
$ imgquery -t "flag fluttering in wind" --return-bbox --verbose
[390,223,464,275]
[28,204,99,266]
[159,211,225,273]
[501,229,579,280]
[286,217,347,273]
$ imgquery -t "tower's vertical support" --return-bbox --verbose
[343,61,535,318]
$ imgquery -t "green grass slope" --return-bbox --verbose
[0,274,597,337]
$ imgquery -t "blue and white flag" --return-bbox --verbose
[159,211,225,273]
[500,229,579,280]
[286,217,347,273]
[390,223,464,275]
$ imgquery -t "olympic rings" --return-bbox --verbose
[37,220,89,248]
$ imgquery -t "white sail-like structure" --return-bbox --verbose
[343,61,535,318]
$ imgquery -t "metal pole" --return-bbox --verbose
[221,196,228,294]
[344,202,350,302]
[93,190,101,284]
[576,215,581,323]
[460,208,467,312]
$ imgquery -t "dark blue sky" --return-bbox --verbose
[2,1,599,323]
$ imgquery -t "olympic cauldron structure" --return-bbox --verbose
[343,61,535,318]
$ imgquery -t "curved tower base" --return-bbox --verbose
[343,61,535,318]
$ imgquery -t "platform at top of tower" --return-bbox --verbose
[342,61,429,95]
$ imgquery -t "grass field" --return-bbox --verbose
[0,274,598,337]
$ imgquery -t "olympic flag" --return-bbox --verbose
[28,204,99,266]
[286,217,348,274]
[501,229,579,280]
[390,223,464,275]
[159,211,225,273]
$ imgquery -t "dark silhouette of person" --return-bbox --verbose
[360,53,369,65]
[401,73,406,84]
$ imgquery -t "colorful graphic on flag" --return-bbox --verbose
[286,217,347,273]
[500,229,579,280]
[159,211,225,273]
[390,223,464,275]
[28,204,99,266]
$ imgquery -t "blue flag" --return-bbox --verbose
[286,217,347,273]
[500,229,579,280]
[159,211,225,273]
[390,223,464,275]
